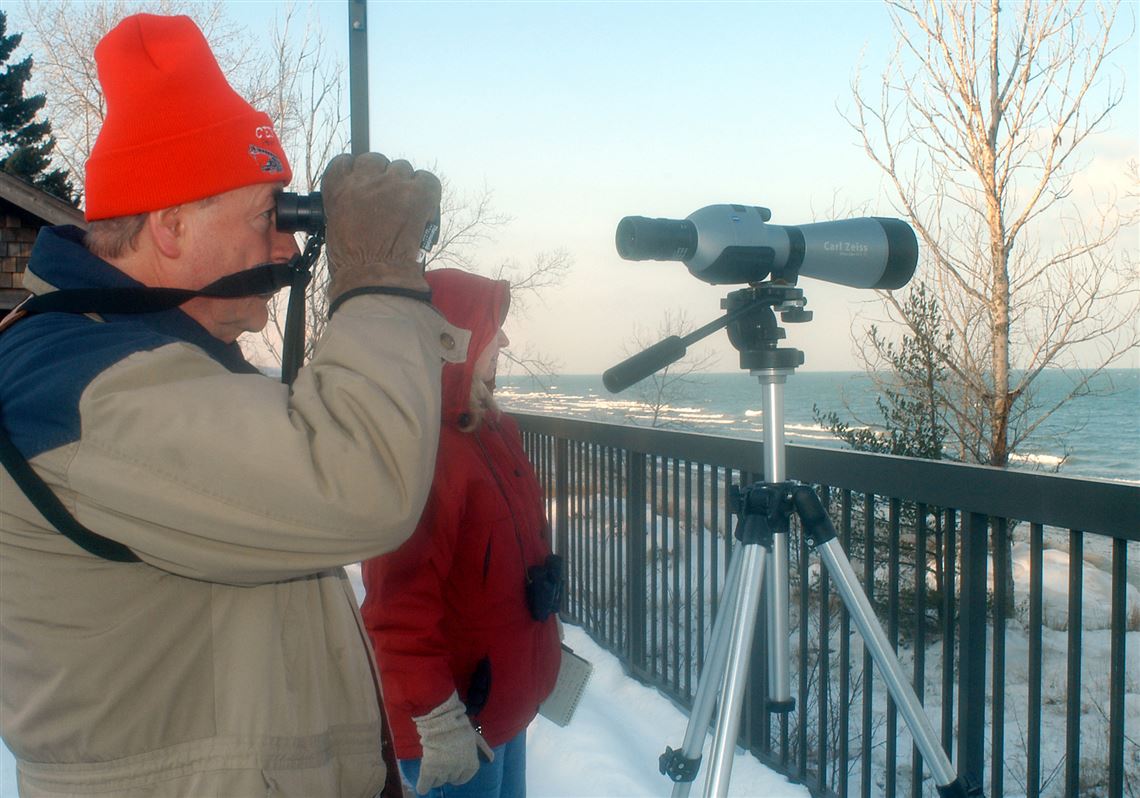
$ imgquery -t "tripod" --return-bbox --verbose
[605,284,980,798]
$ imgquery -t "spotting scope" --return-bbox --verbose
[616,204,917,289]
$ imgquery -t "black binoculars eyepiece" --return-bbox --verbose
[276,191,326,235]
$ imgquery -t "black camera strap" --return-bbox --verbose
[0,419,140,562]
[0,260,301,330]
[0,259,307,563]
[279,231,321,384]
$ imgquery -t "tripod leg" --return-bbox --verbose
[704,542,768,798]
[666,545,747,798]
[816,536,978,795]
[766,532,794,711]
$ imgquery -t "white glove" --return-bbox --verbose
[412,691,495,793]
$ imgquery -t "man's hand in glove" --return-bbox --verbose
[319,152,442,302]
[412,691,494,793]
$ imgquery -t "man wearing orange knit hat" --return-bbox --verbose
[0,14,464,797]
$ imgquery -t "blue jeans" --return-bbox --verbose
[399,730,527,798]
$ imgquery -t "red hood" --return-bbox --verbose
[425,268,510,428]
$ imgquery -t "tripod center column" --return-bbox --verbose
[753,368,793,483]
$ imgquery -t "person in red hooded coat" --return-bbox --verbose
[362,268,562,797]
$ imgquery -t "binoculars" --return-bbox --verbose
[276,190,441,251]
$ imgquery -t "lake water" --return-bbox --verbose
[496,368,1139,484]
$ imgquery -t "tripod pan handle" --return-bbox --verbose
[603,336,687,393]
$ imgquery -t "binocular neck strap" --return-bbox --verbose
[3,260,302,321]
[0,261,312,563]
[0,408,140,562]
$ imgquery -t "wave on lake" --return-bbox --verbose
[496,370,1139,484]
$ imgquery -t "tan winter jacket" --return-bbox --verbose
[0,228,468,796]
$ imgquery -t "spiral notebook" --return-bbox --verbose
[539,644,593,727]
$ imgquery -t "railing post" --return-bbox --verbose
[1109,538,1127,798]
[555,437,570,614]
[625,452,647,674]
[957,511,988,789]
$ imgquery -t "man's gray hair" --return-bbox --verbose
[85,214,148,260]
[84,195,220,260]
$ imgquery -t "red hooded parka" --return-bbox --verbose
[361,268,562,759]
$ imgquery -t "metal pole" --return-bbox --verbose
[348,0,370,154]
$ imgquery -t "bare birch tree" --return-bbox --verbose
[17,0,345,369]
[16,0,569,376]
[848,0,1138,467]
[255,3,348,368]
[262,170,571,376]
[17,0,340,200]
[486,250,572,383]
[416,174,572,383]
[17,0,263,197]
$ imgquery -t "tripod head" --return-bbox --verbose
[721,283,810,373]
[602,281,812,393]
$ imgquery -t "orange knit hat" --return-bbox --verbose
[84,14,292,221]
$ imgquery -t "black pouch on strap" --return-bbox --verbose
[464,656,493,717]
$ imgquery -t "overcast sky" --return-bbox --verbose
[236,1,1138,374]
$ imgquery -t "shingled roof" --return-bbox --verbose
[0,172,85,311]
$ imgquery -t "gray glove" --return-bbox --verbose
[319,152,442,303]
[412,691,494,793]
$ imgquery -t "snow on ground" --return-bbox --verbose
[526,624,808,797]
[3,539,1135,796]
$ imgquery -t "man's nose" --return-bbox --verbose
[273,229,301,261]
[499,330,511,347]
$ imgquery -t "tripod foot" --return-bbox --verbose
[767,698,795,714]
[659,746,701,783]
[936,776,985,798]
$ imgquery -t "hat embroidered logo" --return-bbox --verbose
[248,145,286,174]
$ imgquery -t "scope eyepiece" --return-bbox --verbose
[276,191,325,235]
[616,216,698,262]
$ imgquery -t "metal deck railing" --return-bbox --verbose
[514,412,1139,798]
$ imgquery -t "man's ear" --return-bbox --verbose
[148,206,185,259]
